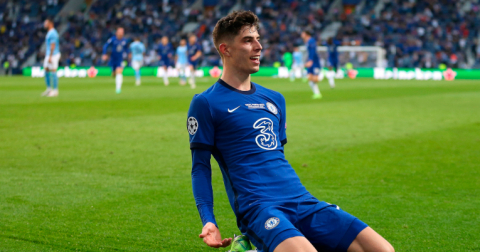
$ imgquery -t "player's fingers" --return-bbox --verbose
[205,236,222,248]
[220,238,232,247]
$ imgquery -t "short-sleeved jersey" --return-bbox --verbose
[306,37,320,67]
[176,46,188,65]
[129,41,145,62]
[187,79,308,217]
[187,42,202,61]
[293,51,303,65]
[45,29,60,56]
[102,36,129,62]
[157,42,173,58]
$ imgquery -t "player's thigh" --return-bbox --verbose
[274,236,316,252]
[298,203,368,251]
[347,227,394,252]
[241,205,303,252]
[51,54,60,71]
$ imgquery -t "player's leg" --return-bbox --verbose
[115,66,123,93]
[132,61,141,86]
[289,65,296,82]
[178,64,186,85]
[347,227,394,252]
[48,54,60,97]
[42,56,51,96]
[273,237,316,252]
[163,63,169,86]
[307,67,321,99]
[327,64,335,88]
[297,195,394,252]
[188,63,196,88]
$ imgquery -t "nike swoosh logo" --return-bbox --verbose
[228,106,241,113]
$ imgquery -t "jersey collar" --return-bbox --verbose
[218,79,256,95]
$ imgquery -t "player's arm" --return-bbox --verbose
[102,38,112,61]
[305,44,315,68]
[191,48,202,61]
[128,45,132,60]
[48,39,55,63]
[279,94,287,147]
[188,95,232,248]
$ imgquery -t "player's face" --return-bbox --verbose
[189,36,196,44]
[301,32,308,42]
[43,20,50,29]
[161,37,168,45]
[116,28,124,39]
[180,39,186,46]
[229,25,262,74]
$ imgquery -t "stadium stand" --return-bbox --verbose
[1,0,479,73]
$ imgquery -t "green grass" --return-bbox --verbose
[0,76,479,251]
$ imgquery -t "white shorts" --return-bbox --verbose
[43,53,61,70]
[176,62,187,69]
[131,60,143,70]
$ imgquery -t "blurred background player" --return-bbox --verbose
[291,46,304,82]
[102,27,129,94]
[42,17,60,97]
[129,37,146,86]
[176,38,188,85]
[325,37,340,88]
[187,34,202,89]
[157,36,174,86]
[301,30,322,99]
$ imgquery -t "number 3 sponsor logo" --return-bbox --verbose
[253,118,277,150]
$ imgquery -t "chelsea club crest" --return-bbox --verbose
[266,102,278,115]
[265,217,280,230]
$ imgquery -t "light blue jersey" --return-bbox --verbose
[293,51,303,65]
[45,29,60,56]
[129,41,145,61]
[176,46,188,65]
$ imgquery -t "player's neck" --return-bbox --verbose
[220,66,251,92]
[48,27,54,31]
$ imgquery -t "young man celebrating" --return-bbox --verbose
[42,17,60,97]
[129,37,146,86]
[301,30,322,99]
[187,11,395,252]
[102,27,129,94]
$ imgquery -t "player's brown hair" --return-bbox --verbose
[212,10,260,58]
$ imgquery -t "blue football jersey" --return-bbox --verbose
[188,42,202,60]
[307,37,320,67]
[327,40,340,61]
[102,36,129,62]
[187,79,309,217]
[45,29,60,56]
[157,43,173,58]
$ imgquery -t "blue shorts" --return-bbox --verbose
[307,66,320,75]
[110,59,123,71]
[239,194,368,252]
[188,59,198,68]
[159,58,171,67]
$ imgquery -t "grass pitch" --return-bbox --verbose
[0,76,479,251]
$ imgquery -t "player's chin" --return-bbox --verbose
[248,65,260,74]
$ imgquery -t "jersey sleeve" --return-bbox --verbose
[279,94,287,146]
[191,148,217,226]
[102,38,112,54]
[307,41,316,61]
[187,94,215,150]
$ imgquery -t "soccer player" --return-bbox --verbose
[187,11,395,252]
[325,37,340,88]
[187,34,203,89]
[176,38,188,85]
[42,17,60,97]
[129,37,145,86]
[157,36,174,86]
[301,30,322,99]
[102,27,129,94]
[290,46,304,82]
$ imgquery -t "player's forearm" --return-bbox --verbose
[191,148,217,226]
[49,44,55,55]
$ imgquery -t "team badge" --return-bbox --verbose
[187,117,198,135]
[265,217,280,230]
[266,102,278,115]
[253,118,277,150]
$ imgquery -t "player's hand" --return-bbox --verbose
[102,55,108,61]
[199,222,232,248]
[305,60,312,68]
[190,56,197,61]
[48,56,52,63]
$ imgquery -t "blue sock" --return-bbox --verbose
[135,70,141,81]
[45,71,51,88]
[52,72,58,89]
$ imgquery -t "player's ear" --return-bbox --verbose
[219,43,230,58]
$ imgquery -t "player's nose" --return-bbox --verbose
[253,39,262,52]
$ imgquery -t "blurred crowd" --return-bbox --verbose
[1,0,480,71]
